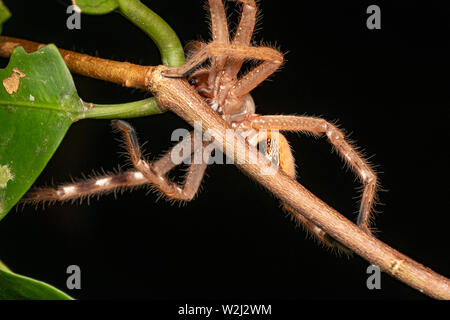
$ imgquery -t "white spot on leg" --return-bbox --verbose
[343,152,351,161]
[95,177,111,187]
[361,169,375,184]
[134,172,144,180]
[361,170,367,181]
[63,186,76,195]
[327,130,339,141]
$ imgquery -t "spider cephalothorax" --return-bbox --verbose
[25,0,378,252]
[188,66,257,124]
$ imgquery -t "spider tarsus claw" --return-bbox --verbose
[111,119,132,131]
[110,119,119,128]
[111,120,140,149]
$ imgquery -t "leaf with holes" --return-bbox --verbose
[0,44,88,220]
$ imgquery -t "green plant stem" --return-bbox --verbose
[117,0,185,67]
[76,97,163,120]
[81,0,186,119]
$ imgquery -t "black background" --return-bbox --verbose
[0,0,449,301]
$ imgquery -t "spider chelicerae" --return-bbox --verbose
[26,0,378,250]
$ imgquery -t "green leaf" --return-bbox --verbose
[0,260,73,300]
[0,259,11,272]
[0,0,11,34]
[75,0,119,15]
[0,45,86,220]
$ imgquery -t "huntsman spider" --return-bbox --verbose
[25,0,378,250]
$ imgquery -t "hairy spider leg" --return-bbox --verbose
[182,0,232,98]
[283,203,351,253]
[209,0,230,44]
[187,1,257,88]
[208,0,229,71]
[243,115,379,234]
[222,0,257,79]
[246,129,347,250]
[23,128,209,204]
[162,43,283,99]
[22,170,149,205]
[111,120,210,201]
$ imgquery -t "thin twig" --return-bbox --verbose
[0,36,152,90]
[1,36,449,299]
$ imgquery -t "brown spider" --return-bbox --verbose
[25,0,378,250]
